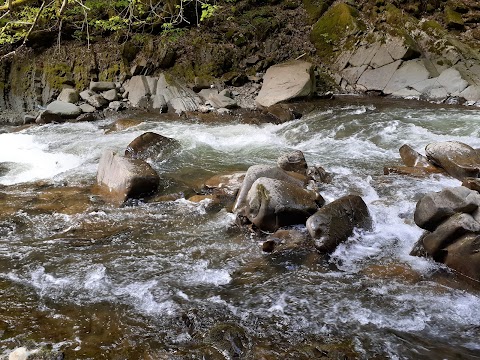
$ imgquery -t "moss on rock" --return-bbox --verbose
[445,6,465,29]
[302,0,334,24]
[310,3,364,61]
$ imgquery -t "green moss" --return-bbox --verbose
[445,6,464,29]
[99,63,121,81]
[302,0,333,24]
[44,63,72,90]
[421,19,445,35]
[10,61,34,96]
[310,3,364,61]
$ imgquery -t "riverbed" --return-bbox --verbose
[1,97,480,359]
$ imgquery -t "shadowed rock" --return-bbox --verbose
[124,132,180,161]
[306,195,371,253]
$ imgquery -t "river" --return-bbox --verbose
[1,97,480,359]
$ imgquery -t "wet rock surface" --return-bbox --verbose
[306,195,372,253]
[411,186,480,281]
[96,150,160,202]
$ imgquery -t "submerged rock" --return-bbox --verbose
[306,195,371,253]
[96,150,160,202]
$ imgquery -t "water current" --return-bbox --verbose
[1,97,480,359]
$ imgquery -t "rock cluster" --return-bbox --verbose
[385,141,480,181]
[25,60,318,125]
[411,186,480,281]
[232,150,371,254]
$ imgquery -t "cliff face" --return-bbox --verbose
[311,0,480,102]
[0,0,479,123]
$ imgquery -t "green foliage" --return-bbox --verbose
[0,0,223,47]
[200,3,220,22]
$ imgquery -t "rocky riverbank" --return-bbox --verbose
[1,0,480,124]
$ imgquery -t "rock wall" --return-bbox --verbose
[310,2,480,104]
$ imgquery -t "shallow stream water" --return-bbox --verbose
[1,97,480,359]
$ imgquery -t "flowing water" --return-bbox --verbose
[1,97,480,359]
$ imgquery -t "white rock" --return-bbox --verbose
[357,60,402,91]
[384,60,430,94]
[437,68,469,95]
[255,61,314,108]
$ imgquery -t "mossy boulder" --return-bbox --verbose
[302,0,334,24]
[445,6,465,29]
[310,3,364,61]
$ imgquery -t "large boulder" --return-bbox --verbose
[414,186,480,231]
[96,150,160,202]
[46,100,82,118]
[244,177,319,232]
[156,74,201,114]
[306,195,371,253]
[425,141,480,180]
[124,132,180,161]
[444,233,480,281]
[421,213,480,259]
[57,88,79,103]
[233,165,306,215]
[255,61,315,108]
[124,75,152,108]
[90,81,116,92]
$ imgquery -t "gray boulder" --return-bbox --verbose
[86,94,108,109]
[425,141,480,180]
[46,100,82,118]
[156,74,201,114]
[233,165,306,215]
[357,60,402,91]
[383,60,430,95]
[57,88,79,103]
[96,150,160,202]
[199,88,237,109]
[277,150,308,176]
[124,75,152,108]
[90,81,116,92]
[245,177,319,232]
[414,186,480,231]
[124,132,180,161]
[79,103,96,113]
[102,89,118,102]
[306,195,371,253]
[255,61,315,108]
[437,68,469,95]
[108,101,125,111]
[79,90,95,101]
